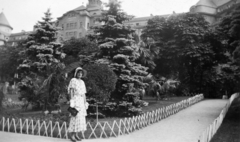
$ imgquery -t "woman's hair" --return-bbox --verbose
[74,70,83,78]
[74,67,87,78]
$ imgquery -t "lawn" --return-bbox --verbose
[0,94,192,139]
[1,94,190,122]
[210,96,240,142]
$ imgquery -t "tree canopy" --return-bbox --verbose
[17,9,66,110]
[93,1,148,100]
[141,13,236,96]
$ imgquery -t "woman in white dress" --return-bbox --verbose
[68,67,88,142]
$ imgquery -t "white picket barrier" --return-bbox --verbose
[0,94,204,140]
[198,93,239,142]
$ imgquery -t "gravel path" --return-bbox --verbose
[0,99,228,142]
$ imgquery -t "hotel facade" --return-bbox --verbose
[4,0,240,46]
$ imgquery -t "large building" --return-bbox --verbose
[190,0,240,25]
[0,12,13,46]
[7,0,170,45]
[56,0,171,40]
[56,0,103,40]
[7,31,32,46]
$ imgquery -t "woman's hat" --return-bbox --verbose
[74,67,87,78]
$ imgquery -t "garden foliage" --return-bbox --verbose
[0,46,24,81]
[84,63,118,102]
[17,9,66,110]
[62,37,99,65]
[93,1,149,101]
[141,12,240,97]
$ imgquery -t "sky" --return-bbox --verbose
[0,0,199,33]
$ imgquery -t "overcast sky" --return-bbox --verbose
[1,0,199,33]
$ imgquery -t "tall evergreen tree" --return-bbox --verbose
[93,1,149,100]
[20,9,65,77]
[18,9,66,110]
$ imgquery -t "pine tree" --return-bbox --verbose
[18,9,66,110]
[94,1,149,101]
[19,9,65,77]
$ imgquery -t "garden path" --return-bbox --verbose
[0,99,228,142]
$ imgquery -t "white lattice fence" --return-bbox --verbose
[0,117,69,139]
[198,93,239,142]
[83,94,203,139]
[0,94,204,140]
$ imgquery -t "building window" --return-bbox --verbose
[74,22,77,28]
[66,22,77,30]
[80,22,83,28]
[79,32,82,37]
[62,24,64,30]
[94,19,99,24]
[87,23,90,29]
[69,13,75,17]
[66,31,77,38]
[136,23,139,26]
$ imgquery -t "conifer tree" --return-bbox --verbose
[18,9,66,110]
[20,9,65,76]
[93,1,149,100]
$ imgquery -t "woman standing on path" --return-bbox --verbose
[68,67,88,142]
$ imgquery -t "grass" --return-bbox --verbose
[0,94,192,139]
[141,96,190,113]
[1,94,190,122]
[210,96,240,142]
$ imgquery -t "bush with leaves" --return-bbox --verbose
[0,45,24,81]
[87,100,143,117]
[0,87,4,110]
[84,63,118,102]
[62,37,99,65]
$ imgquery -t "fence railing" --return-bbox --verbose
[0,94,204,140]
[198,93,239,142]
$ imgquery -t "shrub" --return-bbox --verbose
[84,64,118,102]
[87,99,145,118]
[0,87,4,110]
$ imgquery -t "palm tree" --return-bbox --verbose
[160,79,180,98]
[136,40,159,71]
[146,77,180,100]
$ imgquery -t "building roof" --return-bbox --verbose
[0,12,13,30]
[195,0,232,8]
[196,0,217,8]
[10,31,32,36]
[211,0,232,7]
[73,5,86,11]
[125,14,170,23]
[131,16,153,21]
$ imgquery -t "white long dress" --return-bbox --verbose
[67,78,87,132]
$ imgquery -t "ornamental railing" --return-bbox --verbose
[198,93,239,142]
[0,94,204,139]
